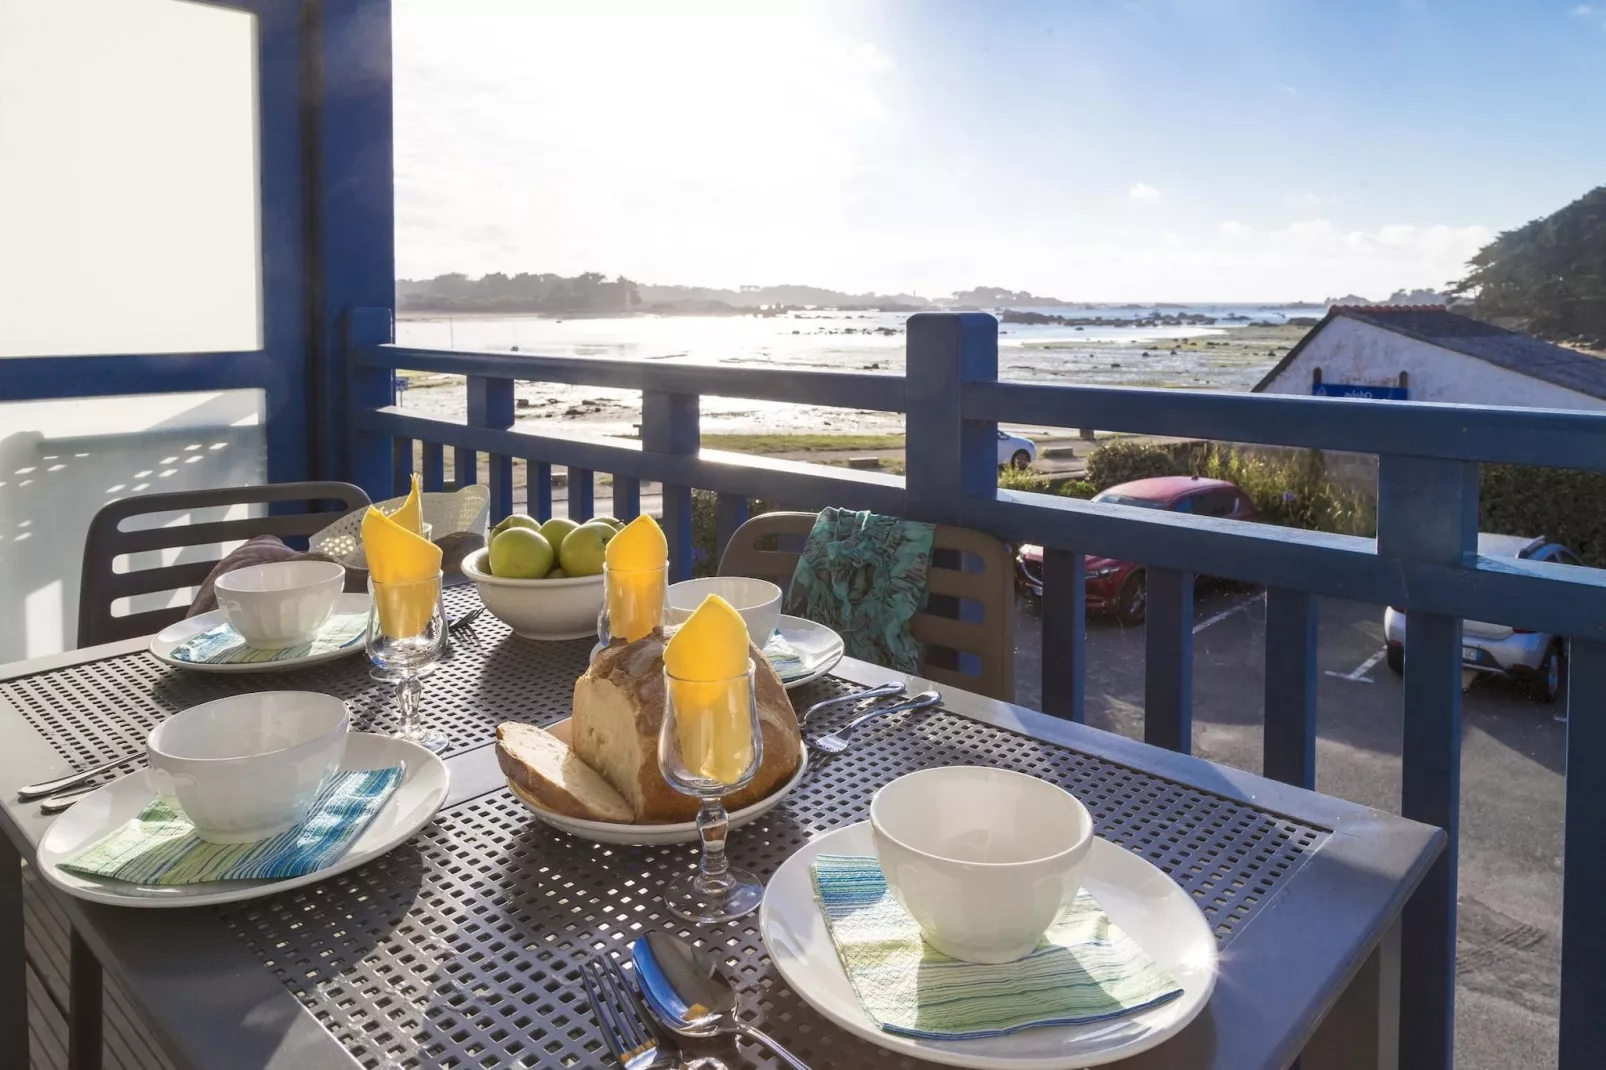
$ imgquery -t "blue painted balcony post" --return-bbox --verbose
[466,376,514,523]
[643,392,698,580]
[1560,638,1606,1066]
[904,313,997,527]
[1263,588,1318,788]
[347,307,396,501]
[1378,454,1475,1070]
[1041,549,1086,721]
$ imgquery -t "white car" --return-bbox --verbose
[997,429,1037,469]
[1384,533,1580,703]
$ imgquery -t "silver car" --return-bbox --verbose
[1383,533,1581,703]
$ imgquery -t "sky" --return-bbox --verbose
[394,0,1606,303]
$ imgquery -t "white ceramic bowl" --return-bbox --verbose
[147,691,349,844]
[870,766,1094,964]
[214,560,345,649]
[461,547,605,640]
[507,718,809,845]
[667,576,783,646]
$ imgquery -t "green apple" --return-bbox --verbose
[491,513,541,540]
[558,522,615,576]
[593,515,625,531]
[538,516,580,551]
[546,567,568,579]
[489,528,554,579]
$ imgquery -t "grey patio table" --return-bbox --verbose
[0,586,1440,1070]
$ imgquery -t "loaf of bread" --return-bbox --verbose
[495,722,633,822]
[571,630,804,822]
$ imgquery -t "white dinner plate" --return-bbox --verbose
[38,732,449,908]
[508,718,809,846]
[772,615,845,689]
[149,593,371,674]
[759,822,1218,1069]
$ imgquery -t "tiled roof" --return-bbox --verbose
[1253,306,1606,400]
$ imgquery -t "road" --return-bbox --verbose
[1013,587,1564,1070]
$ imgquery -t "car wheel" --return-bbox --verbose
[1116,570,1147,625]
[1531,643,1564,704]
[1386,646,1404,675]
[1011,449,1032,470]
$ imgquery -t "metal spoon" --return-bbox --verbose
[631,933,812,1070]
[808,689,942,756]
[798,680,905,727]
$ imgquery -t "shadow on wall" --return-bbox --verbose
[0,389,266,663]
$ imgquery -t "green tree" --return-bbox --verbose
[1448,186,1606,345]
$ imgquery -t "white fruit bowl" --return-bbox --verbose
[461,548,604,640]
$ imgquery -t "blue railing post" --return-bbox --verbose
[466,376,514,523]
[1264,588,1318,788]
[643,392,698,581]
[1041,549,1086,721]
[1144,568,1195,751]
[905,313,998,525]
[347,307,395,500]
[1379,454,1475,1070]
[1560,638,1606,1067]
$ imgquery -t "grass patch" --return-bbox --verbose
[700,433,905,454]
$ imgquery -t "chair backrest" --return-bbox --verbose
[78,481,371,648]
[718,511,1016,701]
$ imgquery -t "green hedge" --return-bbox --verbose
[1481,465,1606,567]
[1084,441,1183,489]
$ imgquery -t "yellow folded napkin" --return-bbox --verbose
[391,473,423,535]
[604,515,668,643]
[362,491,442,638]
[663,595,754,785]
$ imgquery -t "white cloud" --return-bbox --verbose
[1218,220,1253,236]
[1572,4,1594,17]
[1128,182,1164,202]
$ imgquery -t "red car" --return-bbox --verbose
[1017,476,1258,623]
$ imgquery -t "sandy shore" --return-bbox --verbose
[392,320,1309,440]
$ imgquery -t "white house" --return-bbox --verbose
[1253,306,1606,411]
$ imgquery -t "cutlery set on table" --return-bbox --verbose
[21,490,1219,1068]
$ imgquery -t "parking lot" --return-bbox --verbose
[1013,586,1565,1070]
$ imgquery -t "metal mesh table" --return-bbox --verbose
[1,591,1330,1070]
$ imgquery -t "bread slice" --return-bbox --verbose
[572,629,803,823]
[496,722,632,823]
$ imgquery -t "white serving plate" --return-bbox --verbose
[149,593,371,674]
[771,614,844,689]
[759,821,1218,1069]
[39,732,449,908]
[508,718,808,846]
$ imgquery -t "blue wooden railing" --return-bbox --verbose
[347,307,1606,1069]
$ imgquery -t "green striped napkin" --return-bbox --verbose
[170,611,367,665]
[812,854,1183,1040]
[764,631,806,680]
[61,766,403,885]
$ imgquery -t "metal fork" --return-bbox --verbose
[582,955,683,1070]
[809,690,942,756]
[798,680,906,728]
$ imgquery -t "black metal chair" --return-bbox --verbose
[77,481,370,648]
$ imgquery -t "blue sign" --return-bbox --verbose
[1313,383,1408,401]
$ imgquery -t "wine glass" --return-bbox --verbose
[598,562,669,648]
[366,572,448,752]
[658,660,764,923]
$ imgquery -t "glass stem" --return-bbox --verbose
[395,670,422,740]
[694,796,732,894]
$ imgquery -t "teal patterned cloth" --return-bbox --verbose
[782,508,934,673]
[812,854,1183,1040]
[61,767,403,885]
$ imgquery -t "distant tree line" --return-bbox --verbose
[397,272,641,314]
[1449,186,1606,347]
